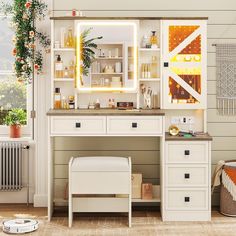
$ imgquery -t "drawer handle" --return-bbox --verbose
[75,122,81,128]
[132,122,138,128]
[184,197,190,202]
[184,173,190,179]
[184,150,190,156]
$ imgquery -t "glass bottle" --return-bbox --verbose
[69,60,75,78]
[63,67,70,78]
[65,28,74,48]
[54,88,61,109]
[150,31,158,48]
[55,55,63,78]
[151,56,158,78]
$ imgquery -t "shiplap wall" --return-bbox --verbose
[52,0,236,206]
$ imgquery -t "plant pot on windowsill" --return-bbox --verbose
[4,109,27,139]
[9,125,22,138]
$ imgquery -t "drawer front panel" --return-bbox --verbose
[166,189,208,211]
[166,143,208,164]
[166,165,208,187]
[51,116,106,135]
[107,116,163,135]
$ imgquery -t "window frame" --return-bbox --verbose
[0,15,32,136]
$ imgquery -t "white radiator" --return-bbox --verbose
[0,142,23,191]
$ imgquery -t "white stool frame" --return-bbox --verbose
[69,157,132,227]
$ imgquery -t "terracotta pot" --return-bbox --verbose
[9,125,21,138]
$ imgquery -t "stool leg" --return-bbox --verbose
[128,194,132,227]
[69,194,73,227]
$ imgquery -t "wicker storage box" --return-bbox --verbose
[220,185,236,216]
[220,162,236,216]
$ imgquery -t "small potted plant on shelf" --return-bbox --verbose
[4,108,27,138]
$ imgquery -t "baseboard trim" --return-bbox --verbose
[34,194,48,207]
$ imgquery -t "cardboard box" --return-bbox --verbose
[142,183,153,199]
[132,173,142,199]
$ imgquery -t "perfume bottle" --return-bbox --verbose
[54,88,61,109]
[55,55,63,78]
[63,67,70,78]
[150,31,158,48]
[151,56,158,78]
[69,60,75,78]
[65,28,74,48]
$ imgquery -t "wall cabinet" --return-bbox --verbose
[162,20,207,109]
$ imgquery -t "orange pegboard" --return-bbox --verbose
[169,26,201,54]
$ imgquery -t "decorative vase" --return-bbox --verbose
[10,125,21,138]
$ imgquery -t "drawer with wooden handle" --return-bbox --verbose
[107,116,163,135]
[166,142,208,164]
[166,165,208,187]
[166,188,208,211]
[50,116,106,135]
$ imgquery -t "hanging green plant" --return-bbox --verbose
[0,0,50,84]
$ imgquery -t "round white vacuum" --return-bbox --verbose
[2,219,39,234]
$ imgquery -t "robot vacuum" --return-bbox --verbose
[2,219,39,234]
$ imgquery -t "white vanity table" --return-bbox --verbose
[47,16,212,222]
[47,109,166,220]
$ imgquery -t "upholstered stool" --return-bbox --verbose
[68,156,132,227]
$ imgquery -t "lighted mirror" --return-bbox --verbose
[76,21,138,92]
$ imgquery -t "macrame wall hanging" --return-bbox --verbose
[216,44,236,115]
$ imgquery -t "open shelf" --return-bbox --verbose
[94,57,123,60]
[91,73,123,75]
[132,198,161,203]
[53,197,161,205]
[139,78,160,82]
[53,48,75,52]
[139,48,160,52]
[54,78,74,82]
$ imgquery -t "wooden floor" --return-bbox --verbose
[0,205,236,236]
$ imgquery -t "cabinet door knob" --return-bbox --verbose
[75,122,81,128]
[184,150,190,156]
[184,173,190,179]
[184,197,190,202]
[132,122,138,128]
[164,62,169,67]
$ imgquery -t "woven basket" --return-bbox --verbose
[220,162,236,216]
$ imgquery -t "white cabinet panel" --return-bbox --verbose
[166,142,208,164]
[51,116,106,135]
[166,165,208,187]
[107,116,163,135]
[166,188,209,211]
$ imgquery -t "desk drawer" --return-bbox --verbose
[107,116,163,135]
[51,116,106,135]
[166,142,208,164]
[166,188,208,211]
[166,165,208,187]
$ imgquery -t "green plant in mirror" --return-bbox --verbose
[4,108,27,126]
[80,28,102,84]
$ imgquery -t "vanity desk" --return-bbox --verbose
[48,16,212,222]
[47,108,166,220]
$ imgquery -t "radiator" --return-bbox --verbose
[0,142,23,191]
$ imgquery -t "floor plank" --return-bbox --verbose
[0,205,236,236]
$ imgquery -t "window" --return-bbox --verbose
[0,15,32,135]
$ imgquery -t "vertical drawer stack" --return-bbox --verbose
[163,141,211,221]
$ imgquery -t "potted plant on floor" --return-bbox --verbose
[4,108,27,138]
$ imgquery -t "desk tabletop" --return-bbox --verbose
[165,132,213,141]
[47,109,165,116]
